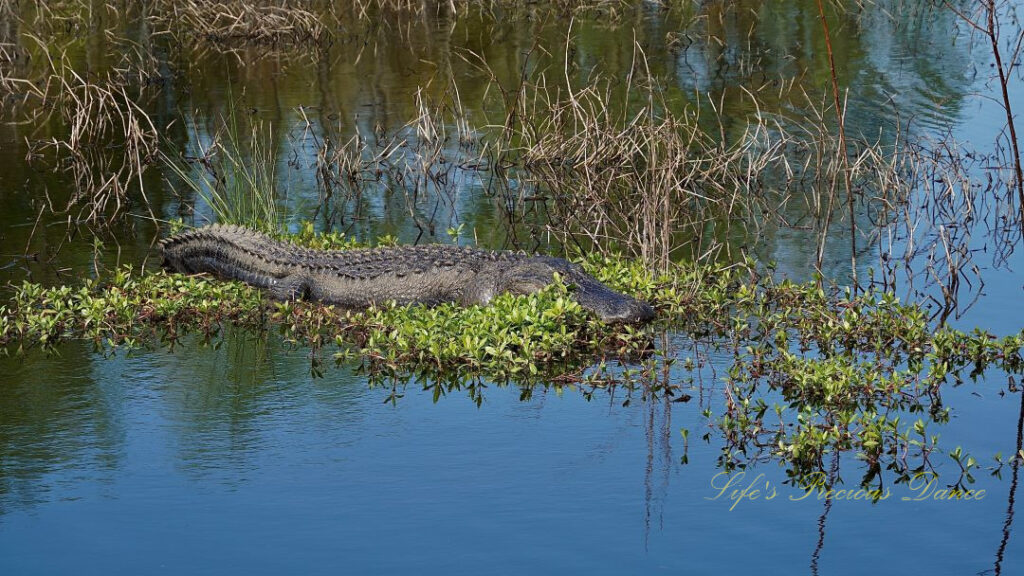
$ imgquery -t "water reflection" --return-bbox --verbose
[0,343,122,513]
[809,450,840,576]
[993,390,1024,575]
[149,329,371,485]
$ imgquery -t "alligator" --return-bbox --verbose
[158,225,655,324]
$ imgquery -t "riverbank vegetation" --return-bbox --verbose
[1,0,1016,320]
[2,225,1022,487]
[2,0,1024,489]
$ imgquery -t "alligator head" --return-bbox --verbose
[466,256,655,324]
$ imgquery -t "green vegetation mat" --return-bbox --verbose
[2,228,1022,487]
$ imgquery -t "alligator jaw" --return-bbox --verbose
[483,255,655,324]
[564,270,655,324]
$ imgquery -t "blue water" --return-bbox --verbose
[1,322,1021,574]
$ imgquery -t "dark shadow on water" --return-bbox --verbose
[810,450,840,576]
[643,332,676,550]
[991,389,1024,576]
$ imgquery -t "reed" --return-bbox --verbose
[145,0,331,47]
[162,109,284,234]
[8,35,159,225]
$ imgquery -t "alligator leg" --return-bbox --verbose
[266,274,312,301]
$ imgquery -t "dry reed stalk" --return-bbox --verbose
[944,0,1024,236]
[12,35,159,225]
[814,0,857,290]
[146,0,330,47]
[864,130,1006,321]
[0,44,15,95]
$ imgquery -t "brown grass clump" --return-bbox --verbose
[349,0,635,19]
[511,74,788,269]
[12,37,159,224]
[147,0,330,47]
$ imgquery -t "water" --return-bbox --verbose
[1,2,1023,574]
[2,334,1021,574]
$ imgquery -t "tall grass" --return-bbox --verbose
[162,110,284,234]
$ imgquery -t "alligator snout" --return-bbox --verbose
[583,293,656,324]
[570,275,656,324]
[599,299,656,324]
[498,257,656,324]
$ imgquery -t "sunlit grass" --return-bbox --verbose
[162,110,284,234]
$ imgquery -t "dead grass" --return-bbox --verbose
[146,0,330,47]
[10,36,159,224]
[299,83,480,240]
[349,0,638,19]
[508,70,789,269]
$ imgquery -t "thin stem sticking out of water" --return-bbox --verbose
[815,0,857,291]
[983,0,1024,237]
[944,0,1024,237]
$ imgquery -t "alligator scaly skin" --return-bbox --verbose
[158,225,654,323]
